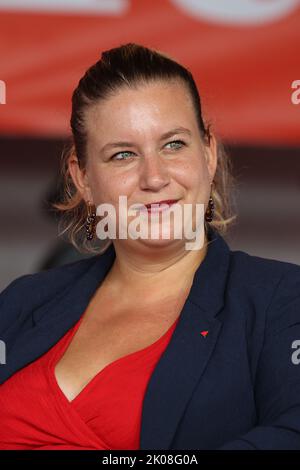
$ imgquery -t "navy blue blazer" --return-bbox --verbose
[1,227,300,450]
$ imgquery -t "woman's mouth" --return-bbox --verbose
[143,199,179,213]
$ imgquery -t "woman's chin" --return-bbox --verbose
[133,233,185,250]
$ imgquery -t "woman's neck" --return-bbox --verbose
[103,237,208,302]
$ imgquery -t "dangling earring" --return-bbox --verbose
[205,182,215,222]
[85,202,96,240]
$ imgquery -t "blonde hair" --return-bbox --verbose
[52,43,238,254]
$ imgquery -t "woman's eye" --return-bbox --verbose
[165,140,185,150]
[111,151,134,161]
[110,140,185,161]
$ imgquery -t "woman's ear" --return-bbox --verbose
[68,153,93,203]
[204,132,218,183]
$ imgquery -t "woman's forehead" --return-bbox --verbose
[90,80,192,112]
[85,82,196,140]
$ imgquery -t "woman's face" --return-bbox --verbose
[70,79,217,249]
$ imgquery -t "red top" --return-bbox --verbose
[0,312,179,450]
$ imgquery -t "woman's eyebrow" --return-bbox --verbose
[100,127,192,153]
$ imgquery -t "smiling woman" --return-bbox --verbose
[52,42,237,254]
[1,42,300,452]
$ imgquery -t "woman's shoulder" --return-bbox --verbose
[227,247,300,334]
[0,255,99,333]
[211,228,300,287]
[228,245,300,284]
[1,255,98,299]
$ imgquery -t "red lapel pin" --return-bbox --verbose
[200,330,209,337]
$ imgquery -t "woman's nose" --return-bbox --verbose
[139,155,170,191]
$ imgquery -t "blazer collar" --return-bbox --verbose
[188,225,230,320]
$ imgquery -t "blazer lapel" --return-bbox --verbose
[139,228,231,449]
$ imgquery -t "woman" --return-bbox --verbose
[0,43,300,451]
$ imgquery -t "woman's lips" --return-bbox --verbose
[143,199,179,213]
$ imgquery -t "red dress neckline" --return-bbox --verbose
[48,313,180,406]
